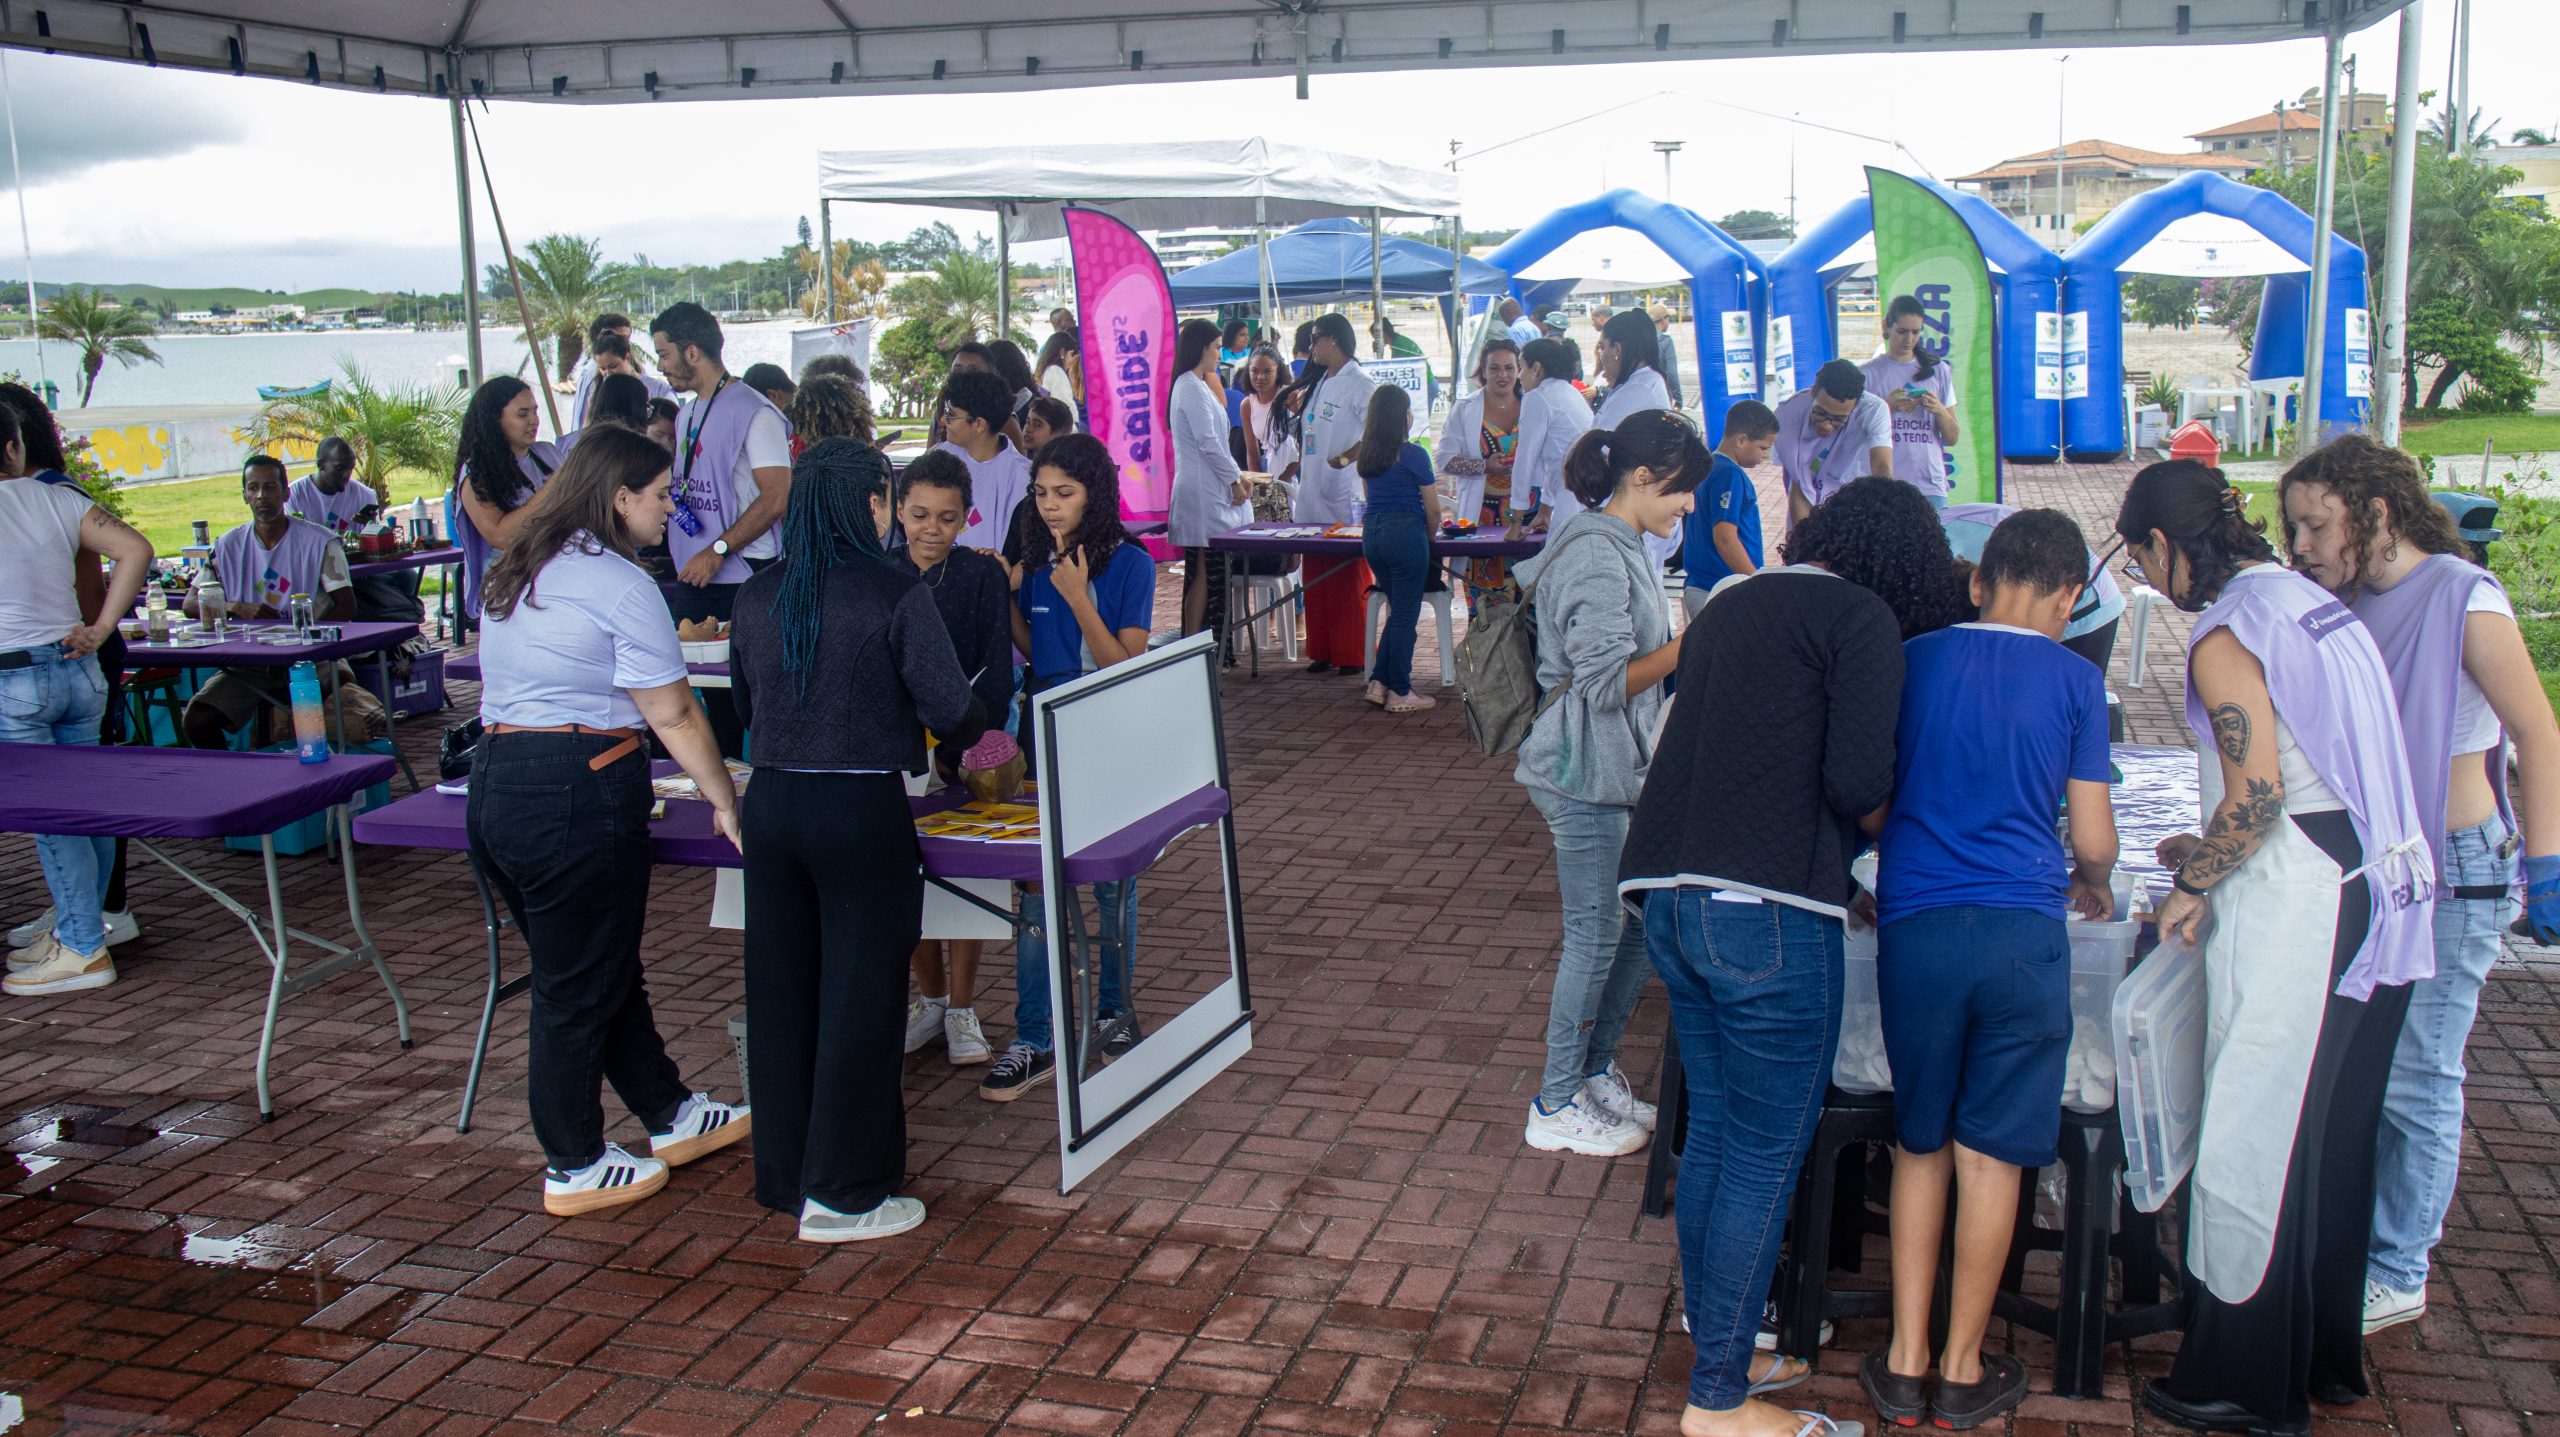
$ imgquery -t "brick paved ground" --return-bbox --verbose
[0,461,2550,1435]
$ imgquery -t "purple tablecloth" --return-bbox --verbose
[0,744,398,839]
[125,620,419,669]
[355,765,1229,886]
[1208,520,1546,561]
[349,546,463,579]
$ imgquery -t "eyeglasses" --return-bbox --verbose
[1808,407,1851,431]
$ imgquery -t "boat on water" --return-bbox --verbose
[254,379,331,401]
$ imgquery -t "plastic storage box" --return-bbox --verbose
[355,646,448,719]
[225,740,394,857]
[1832,920,1891,1094]
[2062,915,2138,1113]
[2112,931,2207,1211]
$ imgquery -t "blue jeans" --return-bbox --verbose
[1362,506,1429,695]
[2370,812,2516,1292]
[1530,788,1652,1108]
[0,645,111,954]
[1013,880,1139,1053]
[1645,887,1842,1411]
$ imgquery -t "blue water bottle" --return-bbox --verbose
[288,660,329,764]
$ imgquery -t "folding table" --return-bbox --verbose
[352,768,1228,1132]
[348,545,464,642]
[1206,520,1545,677]
[126,620,425,791]
[0,743,411,1121]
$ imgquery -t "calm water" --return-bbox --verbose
[0,320,813,415]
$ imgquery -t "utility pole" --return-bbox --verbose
[2379,0,2425,444]
[1652,139,1684,200]
[2275,99,2291,179]
[2053,56,2070,239]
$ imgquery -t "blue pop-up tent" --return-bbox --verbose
[1484,191,1765,445]
[1168,217,1507,306]
[1768,182,2062,460]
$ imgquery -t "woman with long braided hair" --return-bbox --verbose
[727,437,989,1244]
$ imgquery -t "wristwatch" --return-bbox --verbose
[711,539,730,557]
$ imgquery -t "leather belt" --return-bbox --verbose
[2448,883,2513,902]
[486,722,642,770]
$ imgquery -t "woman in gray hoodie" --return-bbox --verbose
[1512,409,1709,1158]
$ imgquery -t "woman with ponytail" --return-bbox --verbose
[1511,410,1706,1160]
[2117,459,2434,1437]
[729,436,990,1244]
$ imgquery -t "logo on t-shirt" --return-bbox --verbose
[1718,489,1735,511]
[2299,601,2357,641]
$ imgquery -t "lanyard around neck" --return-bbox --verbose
[679,375,732,485]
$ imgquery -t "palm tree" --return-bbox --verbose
[40,285,163,406]
[236,358,464,491]
[887,250,1023,351]
[2512,126,2555,147]
[510,234,623,376]
[2422,105,2501,154]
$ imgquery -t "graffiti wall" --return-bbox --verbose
[66,410,314,483]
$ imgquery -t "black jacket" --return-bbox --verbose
[1618,568,1903,914]
[730,551,988,772]
[911,547,1018,732]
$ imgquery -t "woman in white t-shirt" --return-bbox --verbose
[1860,295,1960,505]
[0,407,155,996]
[468,423,750,1220]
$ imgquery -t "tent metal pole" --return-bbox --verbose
[2298,14,2345,456]
[1449,212,1467,404]
[819,199,838,323]
[448,85,482,387]
[1369,207,1385,357]
[996,207,1012,339]
[2377,0,2424,446]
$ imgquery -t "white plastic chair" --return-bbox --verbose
[1227,568,1301,663]
[2125,584,2165,688]
[1364,585,1459,689]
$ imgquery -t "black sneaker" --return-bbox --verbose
[1093,1011,1143,1060]
[978,1042,1055,1102]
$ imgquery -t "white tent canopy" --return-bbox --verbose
[1514,229,1693,292]
[0,1,2419,102]
[2118,210,2313,278]
[817,141,1460,242]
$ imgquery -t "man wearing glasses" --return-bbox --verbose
[1776,359,1895,527]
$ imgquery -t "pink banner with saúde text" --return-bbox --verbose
[1065,207,1176,553]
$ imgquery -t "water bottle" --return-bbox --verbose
[143,583,168,641]
[410,495,429,540]
[194,557,229,639]
[289,661,329,763]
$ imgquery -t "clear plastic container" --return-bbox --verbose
[1832,920,1892,1094]
[2113,930,2207,1212]
[2061,916,2138,1113]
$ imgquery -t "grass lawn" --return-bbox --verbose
[115,469,451,554]
[2400,412,2560,461]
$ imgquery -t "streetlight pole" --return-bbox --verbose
[2053,56,2070,240]
[1652,139,1684,200]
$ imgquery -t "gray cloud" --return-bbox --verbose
[2,50,250,184]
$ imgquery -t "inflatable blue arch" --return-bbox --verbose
[2066,171,2368,455]
[1485,190,1767,445]
[1769,181,2063,460]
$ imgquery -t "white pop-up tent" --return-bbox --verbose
[815,140,1461,341]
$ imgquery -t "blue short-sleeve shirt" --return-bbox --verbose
[1681,453,1763,587]
[1362,442,1434,513]
[1019,539,1157,682]
[1877,623,2111,921]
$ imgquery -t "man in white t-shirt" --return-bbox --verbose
[934,370,1033,553]
[1775,359,1896,527]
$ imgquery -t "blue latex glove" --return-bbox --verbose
[2525,854,2560,945]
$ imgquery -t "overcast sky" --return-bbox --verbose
[4,0,2549,293]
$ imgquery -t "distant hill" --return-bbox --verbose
[31,281,386,311]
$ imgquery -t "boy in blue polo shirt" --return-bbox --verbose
[1678,400,1776,616]
[1860,509,2119,1431]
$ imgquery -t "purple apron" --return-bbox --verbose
[669,377,783,587]
[454,443,560,618]
[213,517,341,613]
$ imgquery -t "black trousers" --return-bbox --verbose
[466,731,690,1170]
[742,768,922,1216]
[2167,809,2414,1428]
[2061,617,2119,676]
[97,631,128,912]
[665,579,747,760]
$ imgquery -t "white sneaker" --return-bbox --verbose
[1582,1062,1658,1131]
[944,1008,991,1065]
[542,1143,668,1216]
[3,937,115,996]
[800,1194,926,1243]
[903,997,949,1054]
[1525,1093,1648,1156]
[8,909,137,962]
[2364,1278,2426,1335]
[649,1092,751,1167]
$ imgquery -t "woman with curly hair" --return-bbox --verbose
[2124,457,2432,1437]
[982,433,1156,1103]
[786,374,875,458]
[2277,435,2560,1337]
[1616,474,1962,1437]
[452,375,562,618]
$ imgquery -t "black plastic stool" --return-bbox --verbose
[1992,1107,2184,1398]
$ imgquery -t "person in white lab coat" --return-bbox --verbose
[1285,313,1377,674]
[1512,338,1595,533]
[1168,319,1251,645]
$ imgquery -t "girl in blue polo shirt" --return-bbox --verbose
[986,433,1158,1103]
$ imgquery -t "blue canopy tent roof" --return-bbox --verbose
[1168,218,1507,307]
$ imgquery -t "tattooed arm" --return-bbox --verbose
[2156,629,2285,942]
[66,504,156,658]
